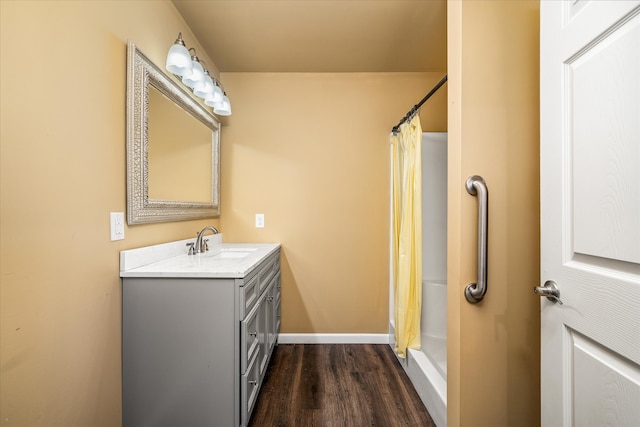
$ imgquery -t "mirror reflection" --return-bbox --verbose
[147,86,212,203]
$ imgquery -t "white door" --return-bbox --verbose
[540,1,640,426]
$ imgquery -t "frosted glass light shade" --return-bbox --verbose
[213,84,224,103]
[166,41,192,77]
[205,84,224,107]
[193,72,214,98]
[214,94,232,116]
[182,59,205,88]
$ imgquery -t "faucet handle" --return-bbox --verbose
[186,242,196,255]
[202,238,209,252]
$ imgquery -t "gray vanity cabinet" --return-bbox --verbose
[122,249,280,427]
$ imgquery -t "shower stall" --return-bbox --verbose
[390,132,447,427]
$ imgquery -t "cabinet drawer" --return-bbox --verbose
[240,303,260,374]
[241,348,261,427]
[240,273,260,318]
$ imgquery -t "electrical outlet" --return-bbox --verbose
[110,212,125,241]
[255,213,265,228]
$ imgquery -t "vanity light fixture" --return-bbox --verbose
[214,92,232,116]
[165,33,192,77]
[193,69,215,99]
[204,81,224,107]
[166,32,232,116]
[181,49,205,89]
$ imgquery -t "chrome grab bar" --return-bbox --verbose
[465,175,488,304]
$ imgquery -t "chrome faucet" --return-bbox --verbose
[194,226,219,254]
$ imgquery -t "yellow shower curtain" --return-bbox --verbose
[392,115,422,358]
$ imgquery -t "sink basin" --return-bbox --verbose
[210,248,258,259]
[214,251,252,259]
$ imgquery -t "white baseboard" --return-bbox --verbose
[278,333,390,344]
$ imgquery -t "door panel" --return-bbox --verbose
[540,1,640,425]
[571,330,640,427]
[571,11,640,264]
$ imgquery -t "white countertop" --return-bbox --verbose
[120,235,280,279]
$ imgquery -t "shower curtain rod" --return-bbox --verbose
[391,74,448,134]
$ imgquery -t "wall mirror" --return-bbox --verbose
[126,40,220,224]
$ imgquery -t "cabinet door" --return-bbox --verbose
[258,290,270,377]
[269,272,281,349]
[241,300,261,374]
[241,347,261,427]
[274,272,281,336]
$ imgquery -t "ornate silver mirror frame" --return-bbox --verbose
[126,40,220,224]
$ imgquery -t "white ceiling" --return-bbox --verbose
[171,0,447,73]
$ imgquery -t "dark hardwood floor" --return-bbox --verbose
[248,344,436,427]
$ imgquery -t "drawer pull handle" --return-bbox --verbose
[248,380,257,386]
[267,296,274,301]
[249,331,257,337]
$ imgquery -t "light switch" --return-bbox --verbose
[110,212,125,241]
[255,214,265,228]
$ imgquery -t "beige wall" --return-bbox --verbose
[447,1,540,426]
[218,72,447,334]
[0,1,220,425]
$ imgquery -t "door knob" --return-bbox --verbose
[534,280,563,305]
